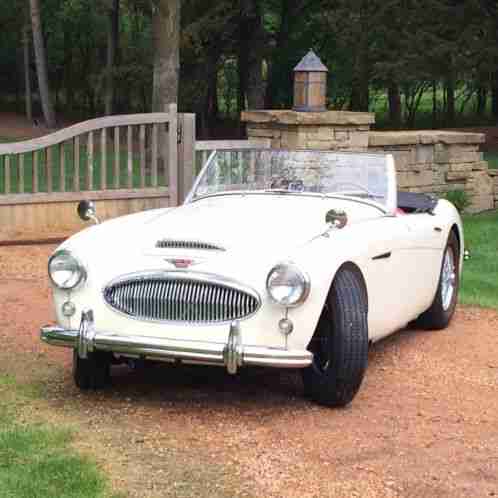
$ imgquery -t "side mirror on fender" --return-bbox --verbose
[77,200,99,224]
[325,208,348,229]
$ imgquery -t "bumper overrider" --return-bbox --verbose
[40,310,313,374]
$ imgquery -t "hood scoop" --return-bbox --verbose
[155,239,226,251]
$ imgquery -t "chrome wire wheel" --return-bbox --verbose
[441,246,456,311]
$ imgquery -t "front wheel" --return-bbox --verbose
[302,266,369,407]
[72,350,111,390]
[414,231,460,330]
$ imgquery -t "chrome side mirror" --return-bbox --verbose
[77,200,99,224]
[325,209,347,229]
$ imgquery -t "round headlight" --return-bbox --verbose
[266,263,310,307]
[48,250,86,290]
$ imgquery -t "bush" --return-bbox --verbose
[444,190,471,213]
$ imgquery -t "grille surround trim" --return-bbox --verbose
[102,270,261,325]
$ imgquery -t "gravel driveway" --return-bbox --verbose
[1,244,497,498]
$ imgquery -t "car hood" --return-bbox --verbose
[62,194,384,282]
[142,195,330,255]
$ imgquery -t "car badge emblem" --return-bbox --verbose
[165,258,199,269]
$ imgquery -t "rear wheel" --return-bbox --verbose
[302,267,369,407]
[72,350,111,390]
[415,231,459,330]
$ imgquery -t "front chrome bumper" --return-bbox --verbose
[40,310,313,374]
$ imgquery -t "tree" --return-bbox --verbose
[105,0,120,115]
[30,0,56,127]
[23,11,32,121]
[152,0,180,111]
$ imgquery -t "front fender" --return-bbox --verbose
[284,227,370,351]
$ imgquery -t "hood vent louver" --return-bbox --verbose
[155,239,225,251]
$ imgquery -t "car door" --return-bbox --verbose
[361,215,430,341]
[399,213,447,312]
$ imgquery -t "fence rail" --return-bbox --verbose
[0,104,179,206]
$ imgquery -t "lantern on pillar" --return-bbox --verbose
[293,50,328,112]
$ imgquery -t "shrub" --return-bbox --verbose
[444,190,471,213]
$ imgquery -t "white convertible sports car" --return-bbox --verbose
[41,149,463,407]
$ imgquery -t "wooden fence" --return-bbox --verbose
[0,106,196,239]
[0,109,270,241]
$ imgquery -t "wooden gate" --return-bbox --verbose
[0,105,195,240]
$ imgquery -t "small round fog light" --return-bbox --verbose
[278,318,294,336]
[62,301,76,317]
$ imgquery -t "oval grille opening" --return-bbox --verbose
[104,276,260,324]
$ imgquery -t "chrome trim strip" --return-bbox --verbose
[40,325,313,370]
[102,270,262,325]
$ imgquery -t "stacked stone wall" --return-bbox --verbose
[242,110,498,213]
[368,131,494,213]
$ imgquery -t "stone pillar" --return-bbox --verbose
[241,110,375,151]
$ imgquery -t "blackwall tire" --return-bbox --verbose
[415,231,460,330]
[302,266,369,407]
[72,350,111,390]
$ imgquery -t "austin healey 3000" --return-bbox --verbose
[41,149,463,407]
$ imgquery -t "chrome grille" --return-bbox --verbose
[155,239,225,251]
[103,273,260,324]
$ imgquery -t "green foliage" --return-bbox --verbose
[460,210,498,309]
[444,189,471,213]
[484,152,498,169]
[2,0,498,130]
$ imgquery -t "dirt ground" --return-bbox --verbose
[1,244,497,498]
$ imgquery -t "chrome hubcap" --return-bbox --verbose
[441,247,456,311]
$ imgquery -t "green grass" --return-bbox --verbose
[0,376,117,498]
[0,137,166,194]
[460,210,498,309]
[483,151,498,169]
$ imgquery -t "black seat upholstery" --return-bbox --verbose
[397,191,438,213]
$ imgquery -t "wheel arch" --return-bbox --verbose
[450,222,463,274]
[332,261,369,314]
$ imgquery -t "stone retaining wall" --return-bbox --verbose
[369,131,494,213]
[242,110,498,213]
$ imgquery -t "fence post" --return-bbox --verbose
[178,113,196,203]
[167,103,178,206]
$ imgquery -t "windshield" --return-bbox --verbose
[188,150,397,213]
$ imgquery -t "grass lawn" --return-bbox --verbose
[0,376,118,498]
[0,137,166,194]
[460,210,498,309]
[483,151,498,169]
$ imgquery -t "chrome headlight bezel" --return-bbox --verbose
[266,263,310,308]
[48,249,87,290]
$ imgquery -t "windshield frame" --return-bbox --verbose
[184,149,397,215]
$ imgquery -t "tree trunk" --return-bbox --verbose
[23,21,32,122]
[152,0,180,111]
[237,0,265,111]
[265,0,294,109]
[388,82,401,128]
[432,80,437,128]
[105,0,120,116]
[203,55,219,137]
[29,0,56,127]
[476,85,487,116]
[445,74,455,126]
[492,69,498,121]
